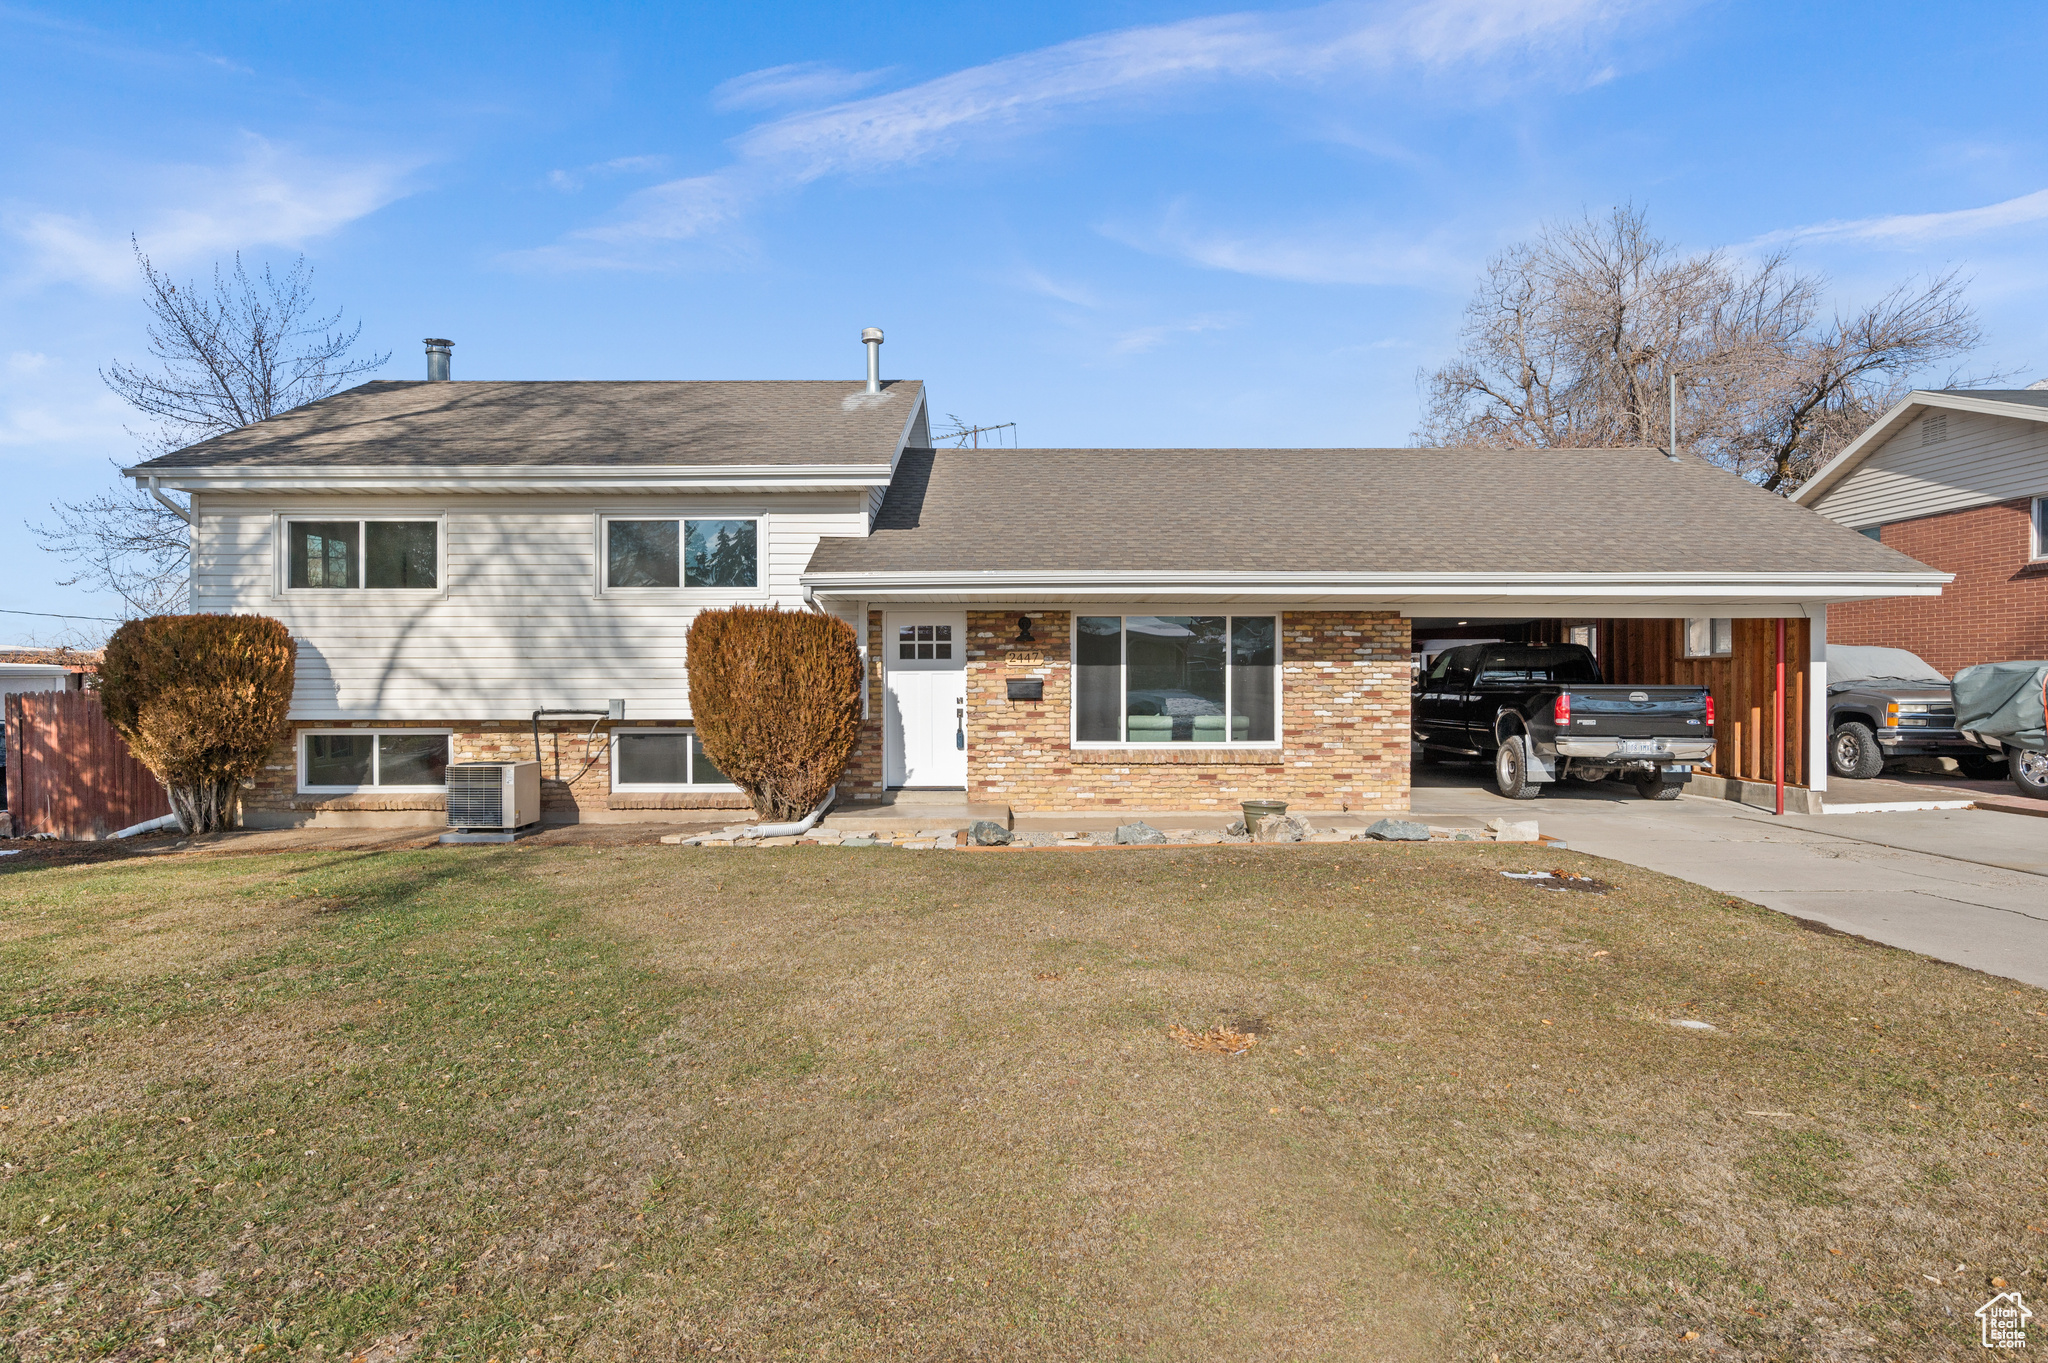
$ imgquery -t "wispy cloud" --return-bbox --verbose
[1752,186,2048,249]
[546,154,672,193]
[7,134,415,289]
[1111,313,1238,354]
[515,0,1641,269]
[711,62,890,113]
[1105,202,1472,286]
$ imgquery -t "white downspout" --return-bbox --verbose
[741,786,836,839]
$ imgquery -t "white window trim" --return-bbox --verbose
[273,512,449,599]
[2031,496,2047,562]
[1681,617,1734,659]
[592,510,770,599]
[1068,610,1284,751]
[608,726,743,793]
[297,728,454,794]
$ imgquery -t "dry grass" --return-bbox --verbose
[0,840,2042,1361]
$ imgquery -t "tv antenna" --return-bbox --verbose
[933,414,1018,449]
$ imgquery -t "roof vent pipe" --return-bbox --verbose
[861,327,883,395]
[425,338,454,382]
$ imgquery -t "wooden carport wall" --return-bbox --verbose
[1531,615,1821,792]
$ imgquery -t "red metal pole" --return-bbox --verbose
[1774,617,1786,816]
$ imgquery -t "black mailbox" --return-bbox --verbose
[1006,677,1044,702]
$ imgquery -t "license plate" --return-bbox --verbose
[1616,740,1662,755]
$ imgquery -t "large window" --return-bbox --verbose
[299,730,451,792]
[1074,615,1277,745]
[287,520,438,589]
[605,518,759,589]
[611,729,735,790]
[1683,618,1734,658]
[2032,497,2047,561]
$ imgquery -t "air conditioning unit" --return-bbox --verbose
[447,761,541,831]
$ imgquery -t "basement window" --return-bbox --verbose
[610,729,736,791]
[299,730,451,792]
[1073,614,1279,746]
[1682,618,1734,658]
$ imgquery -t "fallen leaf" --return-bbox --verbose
[1994,1276,2009,1289]
[1682,1330,1699,1340]
[1169,1024,1259,1056]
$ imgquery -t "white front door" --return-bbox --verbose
[884,612,968,788]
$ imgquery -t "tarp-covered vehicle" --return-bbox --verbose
[1824,645,2005,780]
[1953,661,2048,799]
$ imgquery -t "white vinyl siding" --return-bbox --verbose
[1808,408,2048,528]
[194,492,868,720]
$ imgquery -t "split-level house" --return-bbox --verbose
[125,335,1948,828]
[1794,387,2048,674]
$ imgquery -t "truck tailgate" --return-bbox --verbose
[1565,687,1709,739]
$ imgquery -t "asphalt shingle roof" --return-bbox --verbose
[127,379,922,470]
[805,447,1935,576]
[1934,387,2048,411]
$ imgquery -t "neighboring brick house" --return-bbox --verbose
[124,335,1945,827]
[1796,387,2048,675]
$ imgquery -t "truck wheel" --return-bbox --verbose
[2012,749,2048,800]
[1494,736,1543,800]
[1633,774,1683,800]
[1959,753,2008,780]
[1828,723,1884,780]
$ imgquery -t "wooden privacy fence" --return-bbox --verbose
[1592,618,1809,788]
[4,691,170,839]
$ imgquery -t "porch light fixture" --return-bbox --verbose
[1014,615,1035,643]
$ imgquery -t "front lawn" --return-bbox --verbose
[0,840,2042,1360]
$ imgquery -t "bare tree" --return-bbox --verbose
[31,239,388,613]
[1415,206,1994,492]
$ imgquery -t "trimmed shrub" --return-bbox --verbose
[99,614,296,833]
[685,606,862,822]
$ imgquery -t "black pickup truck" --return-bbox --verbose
[1414,642,1716,800]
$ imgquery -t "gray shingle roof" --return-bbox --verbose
[806,447,1935,576]
[1934,387,2048,410]
[127,378,923,470]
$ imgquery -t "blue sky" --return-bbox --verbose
[4,0,2045,635]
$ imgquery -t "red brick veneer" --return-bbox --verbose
[1828,499,2048,674]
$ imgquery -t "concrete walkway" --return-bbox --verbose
[1412,767,2048,989]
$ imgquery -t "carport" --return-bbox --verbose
[1410,610,1830,810]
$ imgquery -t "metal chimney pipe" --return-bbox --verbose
[861,328,883,395]
[424,338,454,382]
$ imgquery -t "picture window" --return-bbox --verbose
[1073,614,1278,745]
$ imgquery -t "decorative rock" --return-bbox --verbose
[1488,818,1541,843]
[1307,831,1352,843]
[1223,820,1248,836]
[1114,821,1167,845]
[759,835,800,847]
[967,819,1014,846]
[840,836,880,848]
[1363,818,1431,842]
[1255,814,1313,844]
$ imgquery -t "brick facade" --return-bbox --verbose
[839,607,1411,814]
[1827,499,2048,675]
[242,720,752,828]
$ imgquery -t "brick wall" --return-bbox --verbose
[891,608,1409,814]
[243,720,753,827]
[1828,499,2048,674]
[840,610,890,803]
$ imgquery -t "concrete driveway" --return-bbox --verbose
[1411,763,2048,989]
